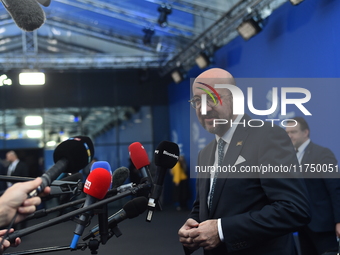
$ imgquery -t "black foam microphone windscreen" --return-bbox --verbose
[36,0,50,7]
[0,0,46,31]
[146,141,179,222]
[53,136,94,173]
[82,197,148,241]
[123,197,148,218]
[154,141,179,169]
[112,167,130,189]
[30,136,94,196]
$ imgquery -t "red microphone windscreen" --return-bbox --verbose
[84,168,111,199]
[128,142,150,169]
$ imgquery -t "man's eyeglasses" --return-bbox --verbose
[188,95,231,109]
[188,96,216,109]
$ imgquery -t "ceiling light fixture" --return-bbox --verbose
[157,3,172,28]
[237,15,265,41]
[171,66,186,84]
[25,116,43,126]
[143,28,155,45]
[289,0,304,5]
[26,130,43,138]
[195,51,213,69]
[0,74,12,86]
[19,71,45,85]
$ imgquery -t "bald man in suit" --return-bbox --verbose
[179,68,310,255]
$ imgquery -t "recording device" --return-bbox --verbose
[83,197,148,241]
[30,136,94,197]
[0,0,46,31]
[70,167,112,249]
[146,141,179,222]
[128,142,153,184]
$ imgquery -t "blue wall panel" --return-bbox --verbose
[168,0,340,206]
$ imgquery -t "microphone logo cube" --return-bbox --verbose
[84,180,92,190]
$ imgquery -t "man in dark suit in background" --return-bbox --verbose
[286,117,340,255]
[6,151,29,188]
[178,68,310,255]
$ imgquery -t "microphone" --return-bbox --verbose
[0,0,46,31]
[90,161,112,189]
[82,197,148,241]
[30,136,94,197]
[89,161,113,245]
[128,142,153,184]
[36,0,50,7]
[112,167,130,188]
[146,141,179,222]
[70,167,112,249]
[59,172,84,182]
[49,172,84,197]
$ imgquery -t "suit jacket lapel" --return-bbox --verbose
[301,141,312,166]
[199,140,216,221]
[209,115,250,217]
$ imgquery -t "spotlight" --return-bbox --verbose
[157,3,172,27]
[143,28,155,45]
[237,15,265,41]
[171,67,186,84]
[289,0,304,5]
[195,51,213,69]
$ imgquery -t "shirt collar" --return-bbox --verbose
[297,138,310,153]
[215,114,243,144]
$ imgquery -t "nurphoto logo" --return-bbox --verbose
[199,83,312,128]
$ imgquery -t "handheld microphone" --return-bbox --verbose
[90,161,112,189]
[49,172,84,197]
[112,167,129,188]
[30,136,94,197]
[128,142,153,184]
[70,167,112,249]
[0,0,46,31]
[89,161,113,245]
[83,197,148,241]
[146,141,179,222]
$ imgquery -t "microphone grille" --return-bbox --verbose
[84,168,111,199]
[53,136,94,173]
[154,141,179,169]
[112,167,130,188]
[123,197,148,219]
[128,142,150,169]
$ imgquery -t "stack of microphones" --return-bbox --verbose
[4,136,180,253]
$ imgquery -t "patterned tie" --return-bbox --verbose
[209,138,226,210]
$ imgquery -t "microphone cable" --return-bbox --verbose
[0,200,22,248]
[0,188,38,247]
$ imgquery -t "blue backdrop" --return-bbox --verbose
[168,0,340,206]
